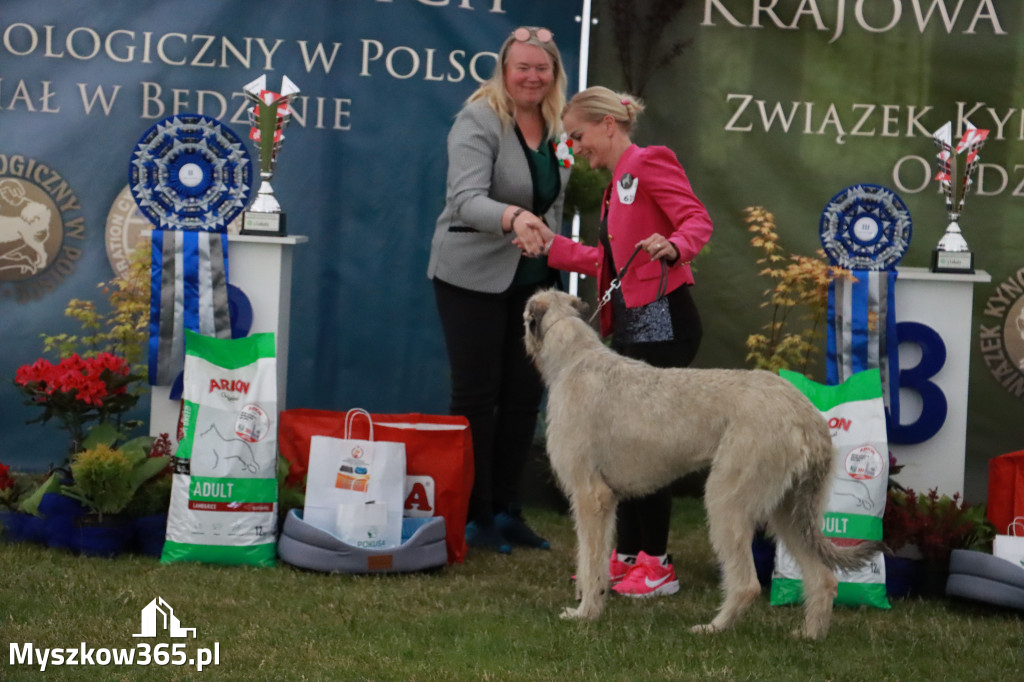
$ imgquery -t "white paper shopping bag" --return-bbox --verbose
[303,409,405,548]
[336,502,389,549]
[993,517,1024,570]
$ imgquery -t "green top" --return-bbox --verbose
[512,136,560,287]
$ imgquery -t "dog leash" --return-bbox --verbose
[588,244,668,324]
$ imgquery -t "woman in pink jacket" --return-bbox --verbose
[529,86,713,597]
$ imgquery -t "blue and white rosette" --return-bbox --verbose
[820,184,911,422]
[129,114,252,387]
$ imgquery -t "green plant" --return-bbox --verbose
[61,441,170,521]
[14,352,142,456]
[883,486,995,562]
[744,206,853,378]
[40,241,150,379]
[0,464,44,517]
[124,473,173,518]
[277,455,305,529]
[562,155,611,219]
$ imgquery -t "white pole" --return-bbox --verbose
[569,0,594,296]
[577,0,592,91]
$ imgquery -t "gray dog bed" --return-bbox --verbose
[278,509,447,573]
[945,549,1024,611]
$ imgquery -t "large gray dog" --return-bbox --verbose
[523,289,880,639]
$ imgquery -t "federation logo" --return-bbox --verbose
[979,268,1024,399]
[0,155,85,301]
[105,185,152,278]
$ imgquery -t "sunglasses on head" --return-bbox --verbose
[512,27,553,44]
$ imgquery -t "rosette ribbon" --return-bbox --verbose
[148,230,232,386]
[129,114,252,388]
[820,184,912,425]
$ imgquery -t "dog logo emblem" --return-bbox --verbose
[0,178,56,278]
[616,173,638,205]
[0,156,87,302]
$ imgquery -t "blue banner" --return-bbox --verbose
[0,1,583,469]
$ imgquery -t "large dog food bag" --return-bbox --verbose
[162,330,278,567]
[770,368,890,609]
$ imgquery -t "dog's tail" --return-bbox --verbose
[778,451,883,572]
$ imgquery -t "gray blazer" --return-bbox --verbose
[427,99,571,293]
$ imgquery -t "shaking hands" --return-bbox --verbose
[508,208,555,258]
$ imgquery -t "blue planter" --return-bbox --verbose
[38,493,86,551]
[885,554,921,598]
[1,512,47,544]
[75,515,131,558]
[0,510,21,540]
[132,514,168,557]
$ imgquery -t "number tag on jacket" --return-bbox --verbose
[617,173,638,205]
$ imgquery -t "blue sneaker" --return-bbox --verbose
[495,511,550,550]
[465,520,512,554]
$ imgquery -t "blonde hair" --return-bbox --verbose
[467,27,567,139]
[564,86,646,134]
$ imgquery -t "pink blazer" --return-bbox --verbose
[548,144,713,336]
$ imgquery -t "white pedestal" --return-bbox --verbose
[148,234,307,439]
[888,267,990,497]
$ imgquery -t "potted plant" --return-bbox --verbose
[882,485,994,597]
[743,206,853,377]
[276,455,305,535]
[14,352,141,457]
[126,474,173,557]
[0,464,42,543]
[2,470,61,544]
[124,433,174,557]
[60,441,170,557]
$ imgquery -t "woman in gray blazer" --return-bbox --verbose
[428,27,571,554]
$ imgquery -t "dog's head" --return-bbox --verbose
[524,289,589,362]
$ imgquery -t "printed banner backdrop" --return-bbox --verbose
[5,0,1024,504]
[0,1,582,471]
[584,1,1024,502]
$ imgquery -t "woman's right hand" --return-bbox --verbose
[513,217,555,257]
[507,209,542,256]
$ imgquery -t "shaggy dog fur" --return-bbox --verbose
[524,289,880,639]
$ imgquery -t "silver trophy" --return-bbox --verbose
[241,74,300,236]
[931,120,988,273]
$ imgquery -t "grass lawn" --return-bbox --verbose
[2,497,1021,681]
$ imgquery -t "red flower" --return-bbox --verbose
[0,463,13,492]
[14,353,141,455]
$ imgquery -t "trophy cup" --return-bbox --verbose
[931,120,988,273]
[241,74,300,236]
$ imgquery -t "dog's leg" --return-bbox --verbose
[561,477,617,621]
[691,471,761,635]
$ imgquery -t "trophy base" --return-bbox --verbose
[241,211,287,237]
[931,248,974,274]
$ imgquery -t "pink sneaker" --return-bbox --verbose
[608,550,632,586]
[612,551,680,598]
[572,550,633,586]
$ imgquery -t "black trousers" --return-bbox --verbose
[612,285,702,557]
[433,277,547,524]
